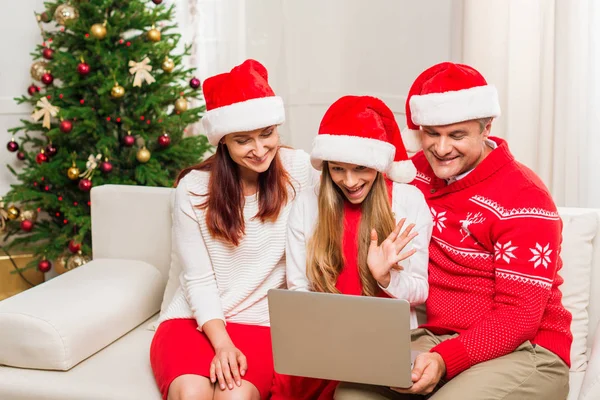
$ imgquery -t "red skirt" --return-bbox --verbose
[150,319,274,400]
[271,373,338,400]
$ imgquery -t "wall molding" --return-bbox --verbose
[0,97,31,116]
[286,91,407,115]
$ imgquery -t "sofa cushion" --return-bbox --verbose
[568,371,585,400]
[148,204,184,331]
[0,259,163,371]
[90,185,174,280]
[578,320,600,400]
[0,315,161,400]
[162,217,183,314]
[559,212,599,372]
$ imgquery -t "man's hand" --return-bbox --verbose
[391,352,446,395]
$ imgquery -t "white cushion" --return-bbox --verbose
[559,212,599,372]
[0,259,163,371]
[568,371,585,400]
[148,194,183,331]
[578,321,600,400]
[91,185,174,280]
[0,315,161,400]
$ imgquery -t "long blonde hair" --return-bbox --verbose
[307,162,396,296]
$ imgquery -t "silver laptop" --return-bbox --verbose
[268,289,414,388]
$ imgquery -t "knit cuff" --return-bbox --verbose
[195,312,227,332]
[377,270,398,292]
[431,338,472,380]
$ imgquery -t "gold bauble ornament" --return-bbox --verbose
[111,83,125,98]
[21,209,38,223]
[66,252,90,270]
[147,27,161,42]
[136,146,151,163]
[174,97,188,112]
[7,205,20,220]
[161,57,175,73]
[54,4,79,26]
[30,61,48,81]
[0,198,7,233]
[90,23,107,40]
[67,165,80,180]
[54,255,69,275]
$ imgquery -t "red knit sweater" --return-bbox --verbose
[337,180,393,297]
[410,137,572,380]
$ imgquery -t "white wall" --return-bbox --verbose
[0,0,46,196]
[245,0,460,152]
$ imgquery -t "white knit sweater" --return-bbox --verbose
[158,148,319,329]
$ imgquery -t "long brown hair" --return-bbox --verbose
[307,163,396,296]
[176,143,294,246]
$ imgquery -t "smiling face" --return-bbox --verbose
[222,125,279,175]
[327,161,379,204]
[420,119,493,180]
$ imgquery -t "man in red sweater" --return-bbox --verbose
[335,63,572,400]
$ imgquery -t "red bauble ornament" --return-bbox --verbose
[45,144,58,157]
[38,259,52,273]
[100,160,113,173]
[68,240,81,254]
[122,134,135,147]
[60,120,73,133]
[42,48,54,60]
[152,0,163,4]
[189,77,201,89]
[7,140,19,152]
[78,178,92,192]
[20,219,34,232]
[27,84,40,96]
[41,73,54,85]
[17,151,26,160]
[77,62,90,76]
[36,152,48,164]
[158,134,171,148]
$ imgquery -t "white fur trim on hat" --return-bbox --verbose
[202,96,285,145]
[401,128,422,154]
[311,134,395,173]
[386,160,417,183]
[410,85,501,127]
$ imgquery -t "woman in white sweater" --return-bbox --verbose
[150,60,317,400]
[272,96,433,400]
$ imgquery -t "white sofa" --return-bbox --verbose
[0,184,599,400]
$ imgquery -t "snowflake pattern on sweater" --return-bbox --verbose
[410,137,572,380]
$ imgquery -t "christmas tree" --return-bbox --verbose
[1,0,210,273]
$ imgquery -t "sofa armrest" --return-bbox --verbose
[580,321,600,400]
[0,258,163,371]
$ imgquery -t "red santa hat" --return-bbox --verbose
[311,95,416,183]
[402,62,501,153]
[201,59,285,146]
